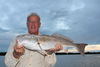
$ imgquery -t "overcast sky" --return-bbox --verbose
[0,0,100,51]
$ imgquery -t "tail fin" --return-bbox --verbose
[75,43,88,55]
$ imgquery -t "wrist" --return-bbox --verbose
[13,50,20,59]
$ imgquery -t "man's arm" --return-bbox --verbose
[46,44,63,54]
[4,39,25,67]
[4,39,19,67]
[13,40,25,59]
[49,44,63,52]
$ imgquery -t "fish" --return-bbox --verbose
[16,34,88,55]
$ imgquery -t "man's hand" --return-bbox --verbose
[47,44,63,53]
[13,40,25,59]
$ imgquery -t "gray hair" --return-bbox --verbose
[27,13,40,22]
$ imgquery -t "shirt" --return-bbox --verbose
[4,34,56,67]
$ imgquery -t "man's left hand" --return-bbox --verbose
[47,44,63,53]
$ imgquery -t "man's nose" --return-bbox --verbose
[31,24,35,28]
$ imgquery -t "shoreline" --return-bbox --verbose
[0,52,100,56]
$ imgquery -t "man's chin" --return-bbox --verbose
[29,32,38,35]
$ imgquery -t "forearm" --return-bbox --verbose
[5,42,19,67]
[5,52,20,67]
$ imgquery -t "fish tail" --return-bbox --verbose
[75,43,88,55]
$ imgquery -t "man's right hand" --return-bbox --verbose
[13,40,25,59]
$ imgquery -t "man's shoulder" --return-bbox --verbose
[16,34,28,38]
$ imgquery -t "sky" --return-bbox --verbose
[0,0,100,51]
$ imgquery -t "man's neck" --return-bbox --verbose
[29,32,39,35]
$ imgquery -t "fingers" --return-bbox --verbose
[16,40,18,44]
[14,43,25,55]
[15,48,25,55]
[14,45,24,52]
[55,44,63,51]
[15,40,24,48]
[14,48,25,55]
[17,45,24,49]
[47,44,63,53]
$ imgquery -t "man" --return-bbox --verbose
[5,13,62,67]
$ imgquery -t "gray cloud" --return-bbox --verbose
[0,0,100,51]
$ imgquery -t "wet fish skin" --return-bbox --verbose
[16,34,88,55]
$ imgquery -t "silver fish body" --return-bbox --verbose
[16,34,87,55]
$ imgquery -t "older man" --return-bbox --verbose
[4,13,62,67]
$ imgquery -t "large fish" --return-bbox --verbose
[16,34,87,55]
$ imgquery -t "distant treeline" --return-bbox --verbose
[0,52,100,56]
[56,52,100,55]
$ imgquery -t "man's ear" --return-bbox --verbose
[39,22,41,28]
[26,22,29,27]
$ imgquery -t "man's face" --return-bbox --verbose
[27,16,41,34]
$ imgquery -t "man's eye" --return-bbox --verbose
[29,21,33,23]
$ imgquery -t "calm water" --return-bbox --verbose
[1,54,100,67]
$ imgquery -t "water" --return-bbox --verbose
[0,56,6,67]
[1,54,100,67]
[55,54,100,67]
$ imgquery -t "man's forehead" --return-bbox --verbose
[27,17,40,23]
[28,16,39,19]
[28,16,40,21]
